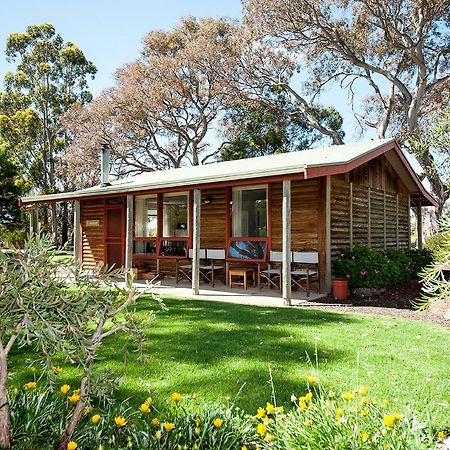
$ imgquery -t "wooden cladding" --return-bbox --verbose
[331,177,410,258]
[271,180,320,251]
[80,199,105,270]
[200,187,227,249]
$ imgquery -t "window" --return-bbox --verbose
[163,193,188,237]
[135,195,158,237]
[229,186,268,261]
[232,186,267,237]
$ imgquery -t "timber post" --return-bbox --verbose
[417,201,423,250]
[125,195,134,282]
[325,176,332,293]
[192,189,201,295]
[73,200,82,277]
[282,180,292,306]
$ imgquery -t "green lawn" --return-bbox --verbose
[9,296,450,428]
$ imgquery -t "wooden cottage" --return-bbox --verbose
[21,138,436,303]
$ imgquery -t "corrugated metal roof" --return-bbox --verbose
[21,138,411,203]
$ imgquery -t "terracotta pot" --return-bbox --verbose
[332,278,349,301]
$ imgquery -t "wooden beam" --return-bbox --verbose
[192,189,201,295]
[325,176,332,293]
[125,195,134,280]
[368,187,371,248]
[349,182,353,249]
[282,180,292,306]
[383,190,387,249]
[73,201,81,276]
[407,194,411,249]
[417,201,423,250]
[396,194,399,250]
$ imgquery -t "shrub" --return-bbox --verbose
[425,231,450,259]
[332,246,433,289]
[9,375,446,450]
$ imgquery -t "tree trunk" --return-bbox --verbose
[50,203,58,247]
[56,376,88,450]
[61,202,69,247]
[0,350,12,450]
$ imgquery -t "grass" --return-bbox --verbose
[9,296,450,429]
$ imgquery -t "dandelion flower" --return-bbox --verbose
[213,418,223,428]
[335,408,344,417]
[163,422,175,431]
[195,427,201,435]
[155,430,162,440]
[139,402,150,414]
[307,375,318,384]
[52,366,63,375]
[66,441,77,450]
[361,432,370,442]
[383,415,395,428]
[265,434,273,442]
[304,419,313,426]
[357,386,368,395]
[68,394,80,404]
[304,392,313,402]
[83,406,92,415]
[393,411,402,421]
[114,416,127,427]
[342,391,356,400]
[256,422,267,436]
[92,414,101,425]
[242,447,248,450]
[195,417,201,427]
[266,402,275,415]
[360,409,369,416]
[256,407,266,419]
[151,418,159,426]
[145,397,153,406]
[171,392,181,403]
[438,431,446,439]
[24,382,37,390]
[60,384,70,395]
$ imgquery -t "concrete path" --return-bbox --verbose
[127,278,326,308]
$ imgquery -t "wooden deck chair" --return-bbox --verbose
[176,248,206,284]
[199,249,226,287]
[259,251,283,290]
[291,251,319,297]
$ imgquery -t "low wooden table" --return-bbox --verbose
[228,267,256,289]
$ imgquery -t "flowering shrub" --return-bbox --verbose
[332,246,433,289]
[8,375,447,450]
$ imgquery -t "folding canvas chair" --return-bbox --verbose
[176,249,206,284]
[259,251,283,290]
[199,249,226,287]
[291,251,319,297]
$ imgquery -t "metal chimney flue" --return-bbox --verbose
[100,142,111,187]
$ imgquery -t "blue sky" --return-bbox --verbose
[0,0,368,142]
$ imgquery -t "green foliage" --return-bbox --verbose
[332,246,433,289]
[220,100,344,161]
[8,376,445,449]
[419,215,450,310]
[425,231,450,259]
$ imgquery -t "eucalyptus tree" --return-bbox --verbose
[243,0,450,212]
[0,23,96,242]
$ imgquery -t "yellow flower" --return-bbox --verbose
[393,411,402,421]
[195,427,201,435]
[360,409,369,416]
[68,394,80,404]
[298,400,307,410]
[92,414,101,425]
[266,402,275,415]
[438,431,446,439]
[155,430,162,440]
[52,366,63,375]
[73,389,80,395]
[242,447,248,450]
[145,397,153,406]
[171,392,181,403]
[307,375,318,384]
[66,441,77,450]
[60,384,71,395]
[265,434,273,442]
[256,407,266,419]
[24,381,37,390]
[256,422,267,436]
[114,416,127,427]
[304,392,313,402]
[275,406,284,414]
[361,396,369,404]
[357,385,369,395]
[163,422,175,431]
[342,391,356,400]
[193,445,198,450]
[383,399,389,406]
[195,417,201,427]
[213,418,223,428]
[361,432,370,442]
[383,415,395,428]
[139,402,150,413]
[151,418,159,426]
[335,407,344,417]
[83,406,92,415]
[304,419,313,426]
